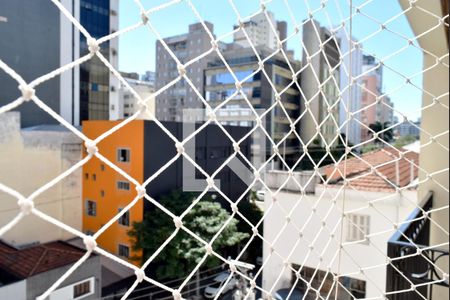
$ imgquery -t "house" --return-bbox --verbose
[262,148,419,298]
[0,240,101,299]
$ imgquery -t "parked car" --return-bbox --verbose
[273,288,304,300]
[204,272,238,299]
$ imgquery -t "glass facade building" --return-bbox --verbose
[80,0,111,121]
[204,47,301,165]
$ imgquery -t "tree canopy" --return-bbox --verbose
[128,190,249,279]
[368,121,394,143]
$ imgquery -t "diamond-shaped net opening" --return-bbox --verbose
[0,0,448,299]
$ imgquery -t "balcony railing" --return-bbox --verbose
[386,192,449,299]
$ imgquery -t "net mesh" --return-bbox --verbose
[0,0,448,299]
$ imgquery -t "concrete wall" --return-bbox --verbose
[265,170,319,194]
[0,280,26,299]
[0,112,82,246]
[398,1,449,298]
[108,0,120,122]
[262,187,417,298]
[28,255,101,300]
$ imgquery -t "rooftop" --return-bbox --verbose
[322,147,419,192]
[0,241,86,282]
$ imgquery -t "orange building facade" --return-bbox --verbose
[82,120,144,263]
[82,119,251,264]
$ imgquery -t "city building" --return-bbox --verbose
[0,240,101,299]
[300,19,341,146]
[360,55,383,142]
[0,0,119,127]
[336,29,363,147]
[396,119,421,138]
[262,147,419,298]
[204,46,301,165]
[0,112,82,247]
[233,11,287,51]
[82,120,251,262]
[377,95,395,125]
[155,22,217,122]
[141,71,156,86]
[115,74,155,120]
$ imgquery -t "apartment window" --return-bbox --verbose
[100,190,105,198]
[85,200,96,216]
[92,174,96,181]
[346,214,370,243]
[117,148,130,162]
[100,164,105,171]
[73,279,92,299]
[118,208,130,226]
[118,244,130,258]
[117,181,130,191]
[84,173,89,180]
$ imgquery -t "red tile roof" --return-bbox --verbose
[0,241,86,279]
[322,147,419,192]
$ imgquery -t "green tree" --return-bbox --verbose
[128,190,249,279]
[394,135,418,149]
[368,121,394,143]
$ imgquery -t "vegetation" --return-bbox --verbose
[296,134,355,170]
[393,135,418,149]
[361,143,380,154]
[368,121,394,143]
[128,190,249,279]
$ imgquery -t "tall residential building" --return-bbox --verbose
[155,22,216,122]
[204,46,301,164]
[336,29,363,147]
[360,55,384,142]
[233,11,287,50]
[82,120,251,262]
[300,19,341,146]
[116,75,155,120]
[377,95,394,124]
[0,0,118,127]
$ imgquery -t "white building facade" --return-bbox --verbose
[337,29,363,146]
[116,77,155,120]
[262,186,417,299]
[0,112,82,246]
[233,11,286,50]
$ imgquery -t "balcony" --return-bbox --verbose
[386,192,449,299]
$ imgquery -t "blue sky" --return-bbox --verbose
[118,0,423,121]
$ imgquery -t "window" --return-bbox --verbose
[85,200,96,216]
[118,244,129,258]
[118,208,130,226]
[346,214,370,243]
[117,148,130,162]
[92,174,96,181]
[84,173,89,180]
[100,190,105,197]
[117,181,130,191]
[100,164,105,171]
[73,279,92,299]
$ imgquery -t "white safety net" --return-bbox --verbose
[0,0,448,300]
